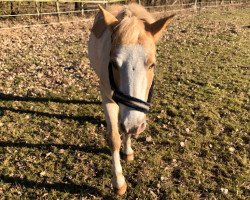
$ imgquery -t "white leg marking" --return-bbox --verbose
[112,151,125,188]
[101,95,126,190]
[122,133,134,155]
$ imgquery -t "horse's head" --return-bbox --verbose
[99,5,174,137]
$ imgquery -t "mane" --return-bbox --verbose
[107,3,155,45]
[107,3,155,23]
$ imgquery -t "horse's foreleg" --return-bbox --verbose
[102,100,127,195]
[122,133,134,161]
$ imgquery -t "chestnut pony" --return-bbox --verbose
[88,3,174,195]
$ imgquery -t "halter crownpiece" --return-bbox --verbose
[108,62,154,113]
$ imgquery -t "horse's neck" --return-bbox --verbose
[88,26,112,102]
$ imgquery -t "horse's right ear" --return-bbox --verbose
[98,5,118,31]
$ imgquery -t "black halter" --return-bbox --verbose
[108,62,154,113]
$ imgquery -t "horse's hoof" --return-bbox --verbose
[123,153,134,162]
[115,182,127,195]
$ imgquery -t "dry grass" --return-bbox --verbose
[0,6,249,199]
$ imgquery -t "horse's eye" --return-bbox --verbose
[149,63,155,69]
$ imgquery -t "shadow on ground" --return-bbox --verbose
[0,106,104,125]
[0,142,112,198]
[0,92,101,105]
[0,174,101,195]
[0,92,105,126]
[0,141,110,154]
[0,93,117,198]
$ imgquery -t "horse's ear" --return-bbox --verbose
[98,5,118,31]
[147,14,175,42]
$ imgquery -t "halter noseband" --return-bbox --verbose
[108,61,154,113]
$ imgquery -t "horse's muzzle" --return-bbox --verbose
[120,120,146,136]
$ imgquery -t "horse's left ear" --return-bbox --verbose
[98,5,118,31]
[147,14,175,42]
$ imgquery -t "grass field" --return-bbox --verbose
[0,6,249,199]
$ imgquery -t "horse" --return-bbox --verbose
[88,3,174,195]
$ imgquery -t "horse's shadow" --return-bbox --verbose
[0,174,101,195]
[0,105,103,125]
[0,141,111,197]
[0,92,104,125]
[0,140,110,154]
[0,93,114,197]
[0,92,101,105]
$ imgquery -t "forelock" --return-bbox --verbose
[112,16,145,46]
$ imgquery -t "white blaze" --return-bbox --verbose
[114,44,148,132]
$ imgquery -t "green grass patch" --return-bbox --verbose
[0,7,249,199]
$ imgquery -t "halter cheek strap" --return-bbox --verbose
[108,62,154,113]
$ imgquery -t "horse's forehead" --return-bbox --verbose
[115,44,153,67]
[113,35,156,65]
[117,45,145,58]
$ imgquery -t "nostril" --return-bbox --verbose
[120,120,146,134]
[141,122,146,130]
[137,121,146,134]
